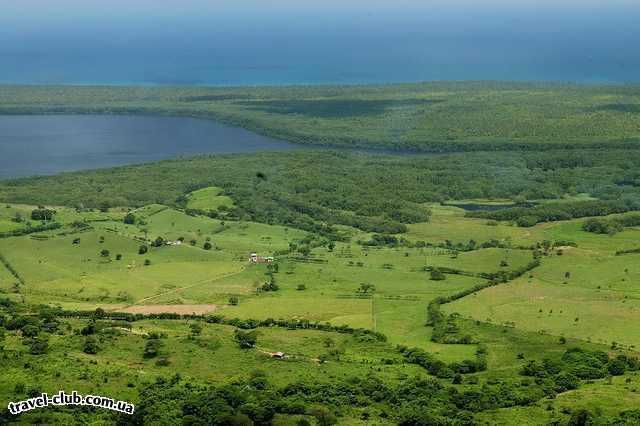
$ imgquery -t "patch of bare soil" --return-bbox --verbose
[120,304,218,315]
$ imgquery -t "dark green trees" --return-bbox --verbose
[123,213,136,224]
[234,329,258,349]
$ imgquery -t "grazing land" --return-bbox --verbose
[2,183,640,424]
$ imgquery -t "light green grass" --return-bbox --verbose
[185,186,234,211]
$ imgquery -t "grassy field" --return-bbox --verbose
[2,154,640,423]
[445,212,640,350]
[3,199,640,356]
[185,186,234,211]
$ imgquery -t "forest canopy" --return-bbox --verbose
[2,82,640,152]
[2,149,640,233]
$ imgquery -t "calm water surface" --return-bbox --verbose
[0,115,304,178]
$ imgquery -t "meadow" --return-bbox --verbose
[2,185,640,424]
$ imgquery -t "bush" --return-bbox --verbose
[22,325,39,338]
[83,336,99,354]
[430,269,446,281]
[144,339,162,358]
[29,335,49,355]
[261,281,279,292]
[234,329,258,349]
[151,237,165,247]
[31,208,55,221]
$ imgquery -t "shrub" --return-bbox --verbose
[144,339,162,358]
[430,269,446,281]
[151,237,165,247]
[29,335,49,355]
[123,213,136,224]
[234,329,258,349]
[83,336,99,354]
[22,325,40,338]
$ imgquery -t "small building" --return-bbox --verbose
[249,253,274,263]
[271,351,285,359]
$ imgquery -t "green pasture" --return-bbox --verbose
[406,204,531,245]
[2,198,640,424]
[0,229,243,307]
[185,186,234,211]
[447,278,640,349]
[0,318,423,408]
[444,217,640,349]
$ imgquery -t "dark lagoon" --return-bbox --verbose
[0,115,304,178]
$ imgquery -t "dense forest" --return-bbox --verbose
[2,149,640,234]
[1,82,640,152]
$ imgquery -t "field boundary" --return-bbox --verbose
[0,251,25,285]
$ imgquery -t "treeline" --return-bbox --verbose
[467,199,640,227]
[6,369,640,425]
[118,355,640,425]
[399,345,487,378]
[55,308,387,340]
[616,247,640,256]
[523,347,640,381]
[0,222,61,239]
[0,252,25,285]
[422,259,541,283]
[427,259,540,343]
[583,213,640,235]
[361,234,510,251]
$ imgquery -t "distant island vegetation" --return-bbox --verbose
[2,81,640,152]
